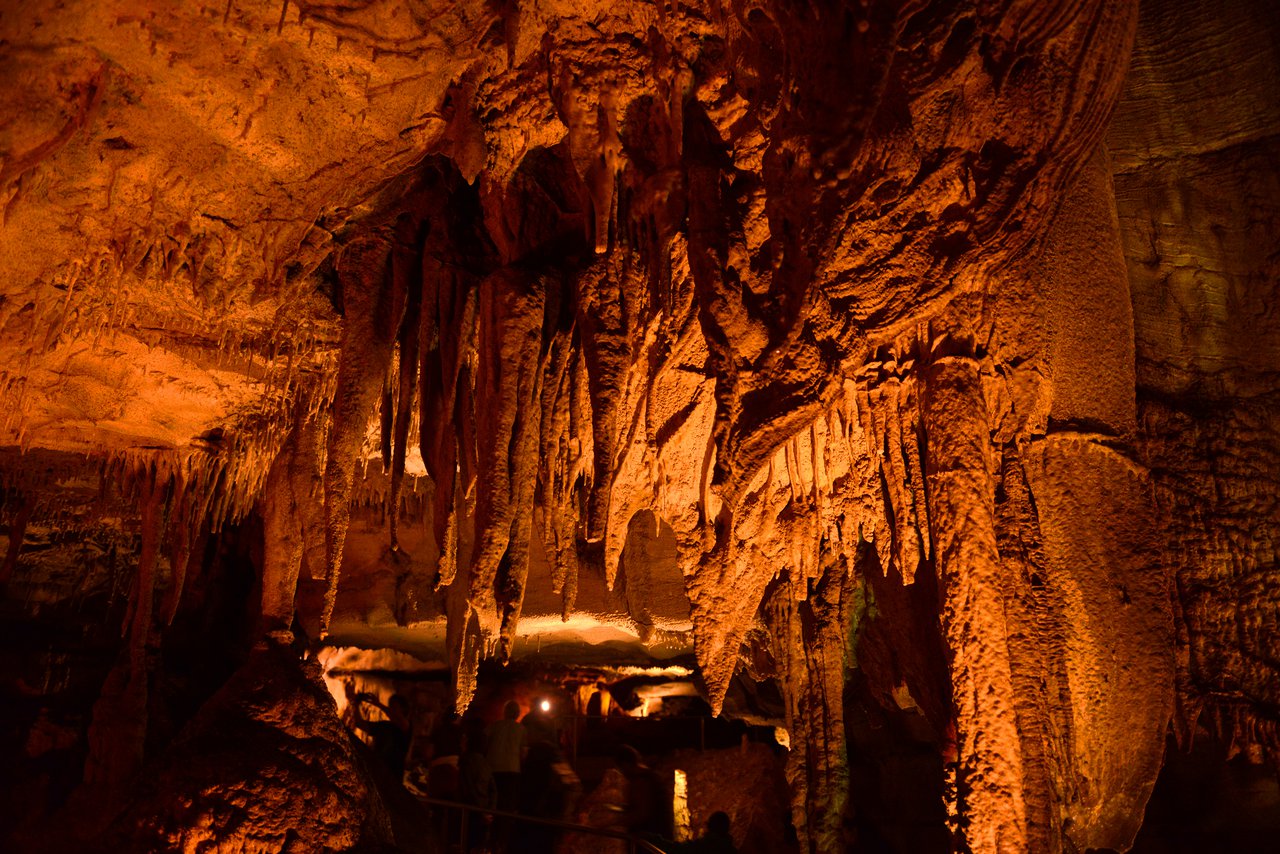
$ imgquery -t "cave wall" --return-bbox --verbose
[1,1,1277,852]
[1108,0,1280,746]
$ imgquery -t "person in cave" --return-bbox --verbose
[671,811,738,854]
[485,700,529,812]
[482,700,529,853]
[613,744,672,839]
[458,721,497,852]
[523,698,561,749]
[347,690,414,785]
[425,711,464,800]
[516,740,575,853]
[433,711,465,759]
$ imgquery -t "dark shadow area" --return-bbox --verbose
[1128,732,1280,854]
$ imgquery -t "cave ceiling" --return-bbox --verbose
[2,0,1278,852]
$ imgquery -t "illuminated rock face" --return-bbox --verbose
[98,641,400,854]
[0,0,1276,852]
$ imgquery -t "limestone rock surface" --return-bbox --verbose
[0,0,1277,852]
[99,641,398,854]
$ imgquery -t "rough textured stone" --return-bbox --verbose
[1,0,1277,852]
[1109,0,1280,752]
[99,641,396,854]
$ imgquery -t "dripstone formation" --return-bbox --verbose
[1,0,1276,852]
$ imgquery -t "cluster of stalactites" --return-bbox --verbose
[313,191,940,723]
[317,187,602,709]
[312,115,962,729]
[300,0,1142,731]
[131,427,314,622]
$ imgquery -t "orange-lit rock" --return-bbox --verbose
[1,0,1277,852]
[98,640,404,853]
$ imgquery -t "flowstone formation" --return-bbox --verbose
[1,0,1277,852]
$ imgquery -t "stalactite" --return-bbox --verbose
[127,463,165,668]
[379,366,394,474]
[554,77,626,256]
[562,344,595,613]
[418,246,450,579]
[420,270,477,590]
[855,362,934,584]
[495,274,576,657]
[467,266,547,644]
[389,215,423,552]
[576,255,647,548]
[456,363,479,510]
[160,471,192,626]
[537,322,581,618]
[162,529,203,627]
[449,602,485,714]
[687,439,811,713]
[321,235,401,633]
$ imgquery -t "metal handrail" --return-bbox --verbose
[417,795,668,854]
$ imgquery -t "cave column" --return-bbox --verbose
[921,354,1027,853]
